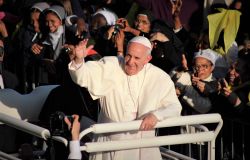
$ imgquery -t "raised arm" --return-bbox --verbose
[71,39,94,64]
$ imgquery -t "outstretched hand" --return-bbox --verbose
[73,39,94,64]
[170,0,182,16]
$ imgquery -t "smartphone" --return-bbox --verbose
[220,79,227,88]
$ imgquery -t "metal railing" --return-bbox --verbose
[220,116,250,160]
[0,113,223,160]
[79,113,223,159]
[0,112,67,145]
[0,151,21,160]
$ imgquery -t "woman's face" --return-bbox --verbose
[31,11,41,33]
[227,62,240,84]
[91,14,107,31]
[134,14,151,33]
[193,57,214,80]
[45,12,62,33]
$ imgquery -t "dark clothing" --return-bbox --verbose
[181,79,219,115]
[16,25,40,67]
[38,52,102,126]
[70,0,86,19]
[150,41,182,73]
[38,52,101,130]
[90,26,119,57]
[150,20,184,73]
[38,83,99,127]
[38,54,101,160]
[31,25,77,85]
[174,27,197,67]
[1,69,19,89]
[0,41,18,90]
[213,82,250,121]
[212,83,250,159]
[14,24,40,93]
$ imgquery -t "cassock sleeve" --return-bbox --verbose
[68,57,121,100]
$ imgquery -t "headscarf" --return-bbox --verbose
[31,2,50,12]
[44,5,66,21]
[94,9,118,26]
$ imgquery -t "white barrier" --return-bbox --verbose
[0,111,223,160]
[79,113,223,160]
[0,113,50,139]
[0,113,67,145]
[82,132,214,153]
[0,85,58,159]
[0,151,21,160]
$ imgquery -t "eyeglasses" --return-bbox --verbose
[193,64,212,70]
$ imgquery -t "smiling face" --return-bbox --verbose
[124,42,152,75]
[45,12,62,33]
[227,62,240,84]
[193,57,214,80]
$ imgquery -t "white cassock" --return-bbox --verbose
[69,56,182,160]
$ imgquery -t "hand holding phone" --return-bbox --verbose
[220,78,228,89]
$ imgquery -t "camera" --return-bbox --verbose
[64,47,71,53]
[112,22,125,36]
[80,31,88,39]
[49,111,74,137]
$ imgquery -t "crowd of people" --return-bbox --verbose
[0,0,250,159]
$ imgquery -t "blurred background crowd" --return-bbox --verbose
[0,0,250,159]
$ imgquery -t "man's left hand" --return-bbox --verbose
[139,113,158,131]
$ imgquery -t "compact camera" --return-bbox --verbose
[64,47,72,53]
[112,20,125,36]
[49,111,74,137]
